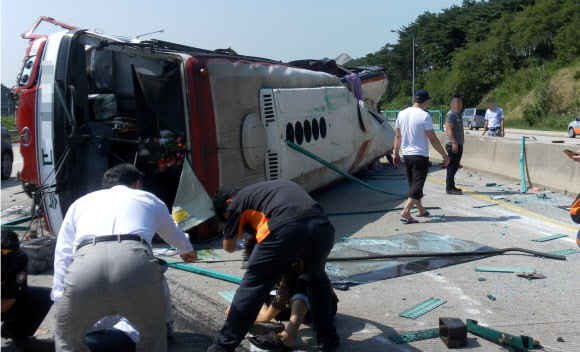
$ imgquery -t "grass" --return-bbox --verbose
[1,114,16,130]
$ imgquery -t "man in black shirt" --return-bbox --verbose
[1,229,53,348]
[208,180,338,352]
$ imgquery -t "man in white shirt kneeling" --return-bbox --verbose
[52,163,198,352]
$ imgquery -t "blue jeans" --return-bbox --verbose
[214,217,337,349]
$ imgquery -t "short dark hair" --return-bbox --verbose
[451,95,462,102]
[212,186,240,223]
[1,229,20,253]
[102,164,143,189]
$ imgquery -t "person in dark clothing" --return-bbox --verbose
[445,95,464,195]
[207,180,338,352]
[1,229,53,348]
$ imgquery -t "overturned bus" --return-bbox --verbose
[12,17,395,241]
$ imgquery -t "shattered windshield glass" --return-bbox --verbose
[326,232,495,287]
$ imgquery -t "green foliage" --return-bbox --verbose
[1,115,16,130]
[355,0,580,119]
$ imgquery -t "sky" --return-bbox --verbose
[1,0,462,87]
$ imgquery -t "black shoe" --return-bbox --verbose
[249,322,285,336]
[207,343,235,352]
[446,188,462,195]
[317,337,339,352]
[167,322,174,346]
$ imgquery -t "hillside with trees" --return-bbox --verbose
[348,0,580,130]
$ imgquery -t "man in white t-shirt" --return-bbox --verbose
[393,90,450,223]
[482,98,505,137]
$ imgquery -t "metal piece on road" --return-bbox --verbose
[439,317,467,348]
[388,328,439,344]
[472,203,498,208]
[532,234,567,242]
[516,272,546,280]
[399,298,446,319]
[548,249,579,256]
[218,290,236,303]
[520,136,530,193]
[486,294,496,301]
[165,259,242,284]
[328,248,565,262]
[475,267,535,273]
[466,319,536,350]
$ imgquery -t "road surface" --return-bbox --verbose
[2,141,579,351]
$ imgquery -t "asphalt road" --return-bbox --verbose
[2,142,580,352]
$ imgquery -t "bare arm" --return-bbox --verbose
[393,128,402,165]
[1,299,16,313]
[255,305,282,323]
[426,130,450,165]
[482,120,488,135]
[500,119,505,137]
[445,122,458,153]
[223,239,237,253]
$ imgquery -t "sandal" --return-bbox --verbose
[416,211,430,217]
[400,217,419,224]
[247,333,292,351]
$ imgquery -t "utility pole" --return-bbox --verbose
[412,35,415,105]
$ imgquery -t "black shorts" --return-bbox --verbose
[403,155,429,200]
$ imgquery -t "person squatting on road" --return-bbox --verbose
[233,236,339,350]
[445,95,465,195]
[393,89,450,223]
[208,179,339,352]
[1,229,53,349]
[52,163,198,352]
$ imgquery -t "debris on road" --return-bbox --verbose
[399,298,446,319]
[466,319,538,350]
[475,267,535,273]
[532,234,567,242]
[388,328,439,344]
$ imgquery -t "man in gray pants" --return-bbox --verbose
[52,164,198,351]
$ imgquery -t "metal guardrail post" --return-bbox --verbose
[384,110,444,131]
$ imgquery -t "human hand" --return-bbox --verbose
[482,130,486,136]
[443,155,450,166]
[393,154,400,165]
[452,142,458,154]
[500,130,505,137]
[179,250,198,264]
[570,150,580,163]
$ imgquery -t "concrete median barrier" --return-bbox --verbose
[428,131,580,195]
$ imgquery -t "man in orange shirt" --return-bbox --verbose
[208,180,338,352]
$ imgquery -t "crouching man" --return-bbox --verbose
[207,179,339,352]
[52,164,198,352]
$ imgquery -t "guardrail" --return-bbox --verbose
[384,110,444,131]
[9,130,18,137]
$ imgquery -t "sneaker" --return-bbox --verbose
[446,188,462,195]
[207,343,235,352]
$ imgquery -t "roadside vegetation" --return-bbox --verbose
[347,0,580,130]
